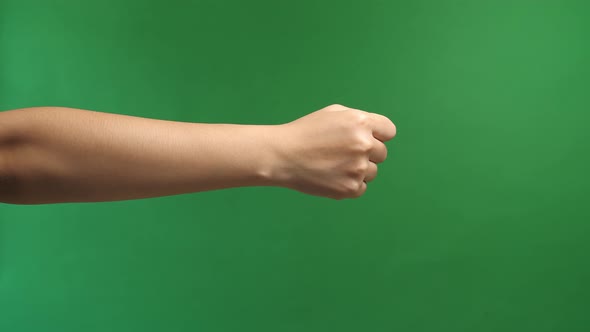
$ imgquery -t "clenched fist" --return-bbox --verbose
[270,104,397,200]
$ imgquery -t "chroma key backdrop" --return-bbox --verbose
[1,1,590,331]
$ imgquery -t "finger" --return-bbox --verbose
[352,181,368,198]
[368,113,396,142]
[369,139,388,163]
[364,162,378,182]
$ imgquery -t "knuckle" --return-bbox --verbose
[352,182,367,198]
[343,180,362,194]
[352,189,364,198]
[353,111,370,126]
[353,160,369,174]
[327,104,345,111]
[353,137,373,153]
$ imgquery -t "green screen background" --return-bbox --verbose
[1,0,590,331]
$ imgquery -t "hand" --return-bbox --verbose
[271,104,397,200]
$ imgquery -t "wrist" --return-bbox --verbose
[253,124,292,188]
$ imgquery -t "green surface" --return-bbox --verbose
[1,1,590,331]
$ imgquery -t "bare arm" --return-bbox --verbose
[0,104,396,204]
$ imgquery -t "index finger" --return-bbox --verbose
[368,112,397,142]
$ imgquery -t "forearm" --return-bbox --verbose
[0,107,280,204]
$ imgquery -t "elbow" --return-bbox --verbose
[0,152,25,204]
[0,110,29,204]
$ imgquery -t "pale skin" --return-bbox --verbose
[0,104,396,204]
